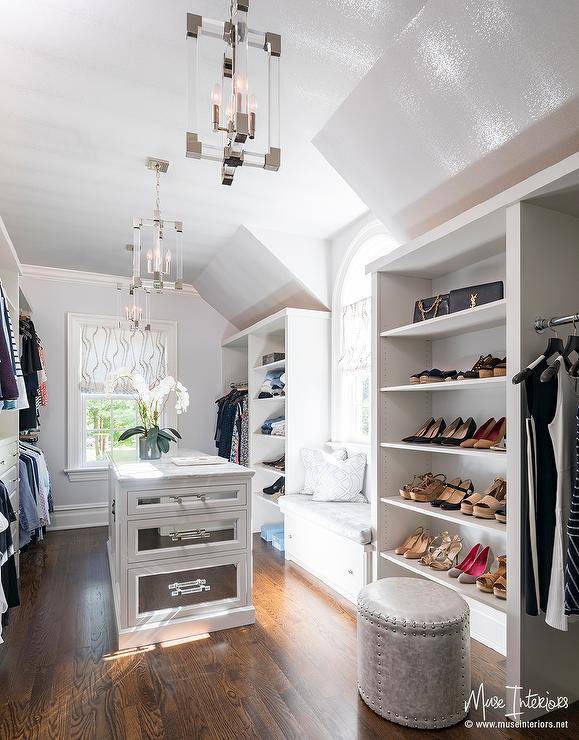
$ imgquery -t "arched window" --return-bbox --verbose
[333,226,398,442]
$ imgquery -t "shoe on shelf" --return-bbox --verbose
[440,417,477,446]
[402,417,446,444]
[473,479,506,518]
[460,417,496,447]
[410,370,429,384]
[401,416,435,443]
[490,438,507,452]
[417,369,458,384]
[458,545,493,584]
[493,575,507,599]
[495,505,507,524]
[430,535,463,571]
[476,555,506,593]
[263,455,285,471]
[461,477,505,516]
[454,354,493,381]
[493,357,507,377]
[394,526,425,555]
[430,478,462,507]
[417,531,451,565]
[399,472,431,499]
[430,417,463,445]
[440,479,474,510]
[473,417,506,449]
[409,473,447,502]
[449,543,482,578]
[403,530,432,559]
[263,476,285,495]
[478,356,504,378]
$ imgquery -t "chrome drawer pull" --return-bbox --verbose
[169,494,206,504]
[168,578,211,597]
[170,528,211,542]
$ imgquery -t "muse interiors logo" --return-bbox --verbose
[464,683,569,721]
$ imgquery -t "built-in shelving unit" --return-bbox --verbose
[369,151,579,719]
[222,308,330,532]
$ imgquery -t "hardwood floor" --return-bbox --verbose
[0,528,577,739]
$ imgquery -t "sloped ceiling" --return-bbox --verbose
[314,0,579,243]
[195,226,329,329]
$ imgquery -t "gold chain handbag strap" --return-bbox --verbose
[418,295,443,321]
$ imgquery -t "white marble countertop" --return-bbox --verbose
[108,449,254,483]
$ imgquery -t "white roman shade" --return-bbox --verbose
[80,324,167,393]
[338,297,371,372]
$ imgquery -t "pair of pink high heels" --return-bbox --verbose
[448,543,492,583]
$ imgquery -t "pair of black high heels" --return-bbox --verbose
[402,416,477,446]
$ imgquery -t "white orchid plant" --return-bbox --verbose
[105,369,190,454]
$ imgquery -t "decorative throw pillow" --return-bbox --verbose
[301,447,347,494]
[312,453,367,503]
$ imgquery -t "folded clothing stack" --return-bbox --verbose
[261,415,286,436]
[258,369,286,399]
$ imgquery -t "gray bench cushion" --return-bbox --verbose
[279,494,372,545]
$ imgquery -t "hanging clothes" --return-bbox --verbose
[19,315,45,433]
[545,363,578,630]
[215,388,249,465]
[565,406,579,616]
[0,481,20,636]
[522,359,558,616]
[0,284,19,404]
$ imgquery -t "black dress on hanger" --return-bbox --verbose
[522,358,558,615]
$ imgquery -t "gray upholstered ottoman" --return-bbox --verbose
[357,577,470,730]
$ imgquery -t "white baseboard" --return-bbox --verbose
[466,595,507,655]
[48,502,107,530]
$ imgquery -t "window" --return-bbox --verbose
[67,314,177,476]
[333,226,398,442]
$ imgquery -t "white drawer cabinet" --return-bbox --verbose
[108,451,255,649]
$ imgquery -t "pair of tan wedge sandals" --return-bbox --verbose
[476,555,507,600]
[461,477,507,521]
[395,528,463,571]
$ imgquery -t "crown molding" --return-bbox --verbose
[21,264,200,296]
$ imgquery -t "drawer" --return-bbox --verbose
[1,466,18,495]
[127,482,247,517]
[127,510,247,563]
[0,443,18,472]
[127,552,248,626]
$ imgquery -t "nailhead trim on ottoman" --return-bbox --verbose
[357,577,471,730]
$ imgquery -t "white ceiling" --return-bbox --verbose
[0,0,426,280]
[315,0,579,244]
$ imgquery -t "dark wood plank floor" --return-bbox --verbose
[0,528,577,739]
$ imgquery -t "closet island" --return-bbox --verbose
[107,451,255,649]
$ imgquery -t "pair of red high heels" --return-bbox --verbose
[459,417,506,449]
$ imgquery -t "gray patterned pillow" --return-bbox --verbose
[301,447,347,494]
[312,453,367,503]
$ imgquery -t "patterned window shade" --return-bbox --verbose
[80,324,167,393]
[338,297,371,372]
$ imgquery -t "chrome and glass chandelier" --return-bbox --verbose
[116,282,151,331]
[131,158,184,293]
[186,1,281,185]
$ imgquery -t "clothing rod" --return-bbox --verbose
[534,313,579,333]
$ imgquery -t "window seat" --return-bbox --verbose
[279,494,373,602]
[278,495,372,545]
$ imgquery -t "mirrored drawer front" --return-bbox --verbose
[128,553,248,625]
[127,510,247,563]
[127,483,247,517]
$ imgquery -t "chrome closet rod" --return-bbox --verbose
[534,312,579,333]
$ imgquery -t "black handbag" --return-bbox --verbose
[413,293,450,323]
[449,281,504,313]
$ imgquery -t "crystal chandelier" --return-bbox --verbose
[131,158,184,292]
[186,1,281,185]
[116,283,151,331]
